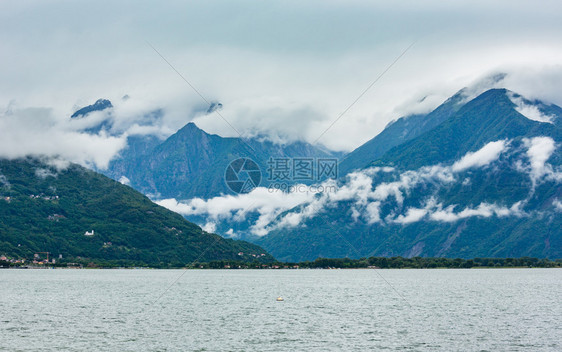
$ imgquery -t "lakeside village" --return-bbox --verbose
[0,226,272,269]
[2,193,59,204]
[2,251,562,270]
[0,252,299,270]
[0,253,84,268]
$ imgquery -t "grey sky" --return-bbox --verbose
[1,0,562,158]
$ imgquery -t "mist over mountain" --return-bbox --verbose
[339,73,510,174]
[6,79,560,263]
[163,88,562,261]
[71,99,113,118]
[102,122,342,199]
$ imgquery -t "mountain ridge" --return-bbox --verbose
[207,88,562,261]
[103,121,342,199]
[0,158,272,266]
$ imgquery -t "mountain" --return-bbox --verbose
[71,99,113,118]
[239,89,562,261]
[339,73,512,174]
[339,89,467,174]
[373,89,561,170]
[70,98,114,134]
[0,158,272,266]
[70,98,165,137]
[103,122,342,199]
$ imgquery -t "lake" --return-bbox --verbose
[1,268,561,351]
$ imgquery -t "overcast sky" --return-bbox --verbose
[2,0,562,162]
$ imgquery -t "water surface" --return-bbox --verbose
[1,269,560,351]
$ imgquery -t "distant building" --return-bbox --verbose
[84,230,94,236]
[48,214,66,221]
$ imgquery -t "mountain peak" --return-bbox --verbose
[207,102,223,114]
[71,99,113,118]
[177,121,207,135]
[480,87,509,96]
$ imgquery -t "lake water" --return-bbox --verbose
[1,268,561,351]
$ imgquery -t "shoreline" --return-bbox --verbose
[2,266,560,270]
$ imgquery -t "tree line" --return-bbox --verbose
[2,256,560,269]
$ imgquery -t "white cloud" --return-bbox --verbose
[365,201,382,224]
[522,137,561,185]
[0,173,10,189]
[156,187,316,237]
[35,168,57,179]
[0,107,127,169]
[225,228,236,237]
[508,92,556,124]
[429,205,461,222]
[452,140,508,172]
[553,199,562,212]
[428,201,524,223]
[202,222,217,233]
[393,207,428,224]
[118,176,131,185]
[2,1,562,152]
[526,137,555,174]
[162,140,527,236]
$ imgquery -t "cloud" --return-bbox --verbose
[428,201,524,222]
[0,173,10,189]
[202,222,217,233]
[118,176,131,185]
[393,207,429,224]
[161,139,531,236]
[554,199,562,212]
[365,201,382,224]
[156,187,316,237]
[0,107,127,169]
[452,140,508,172]
[2,1,562,152]
[385,197,525,224]
[522,137,561,185]
[35,168,57,179]
[508,92,556,124]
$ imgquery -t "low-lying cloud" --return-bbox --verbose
[157,139,560,237]
[508,92,556,124]
[522,137,562,185]
[554,199,562,212]
[0,107,127,169]
[156,187,316,236]
[452,140,507,172]
[0,173,10,189]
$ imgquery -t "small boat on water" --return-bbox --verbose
[276,296,284,302]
